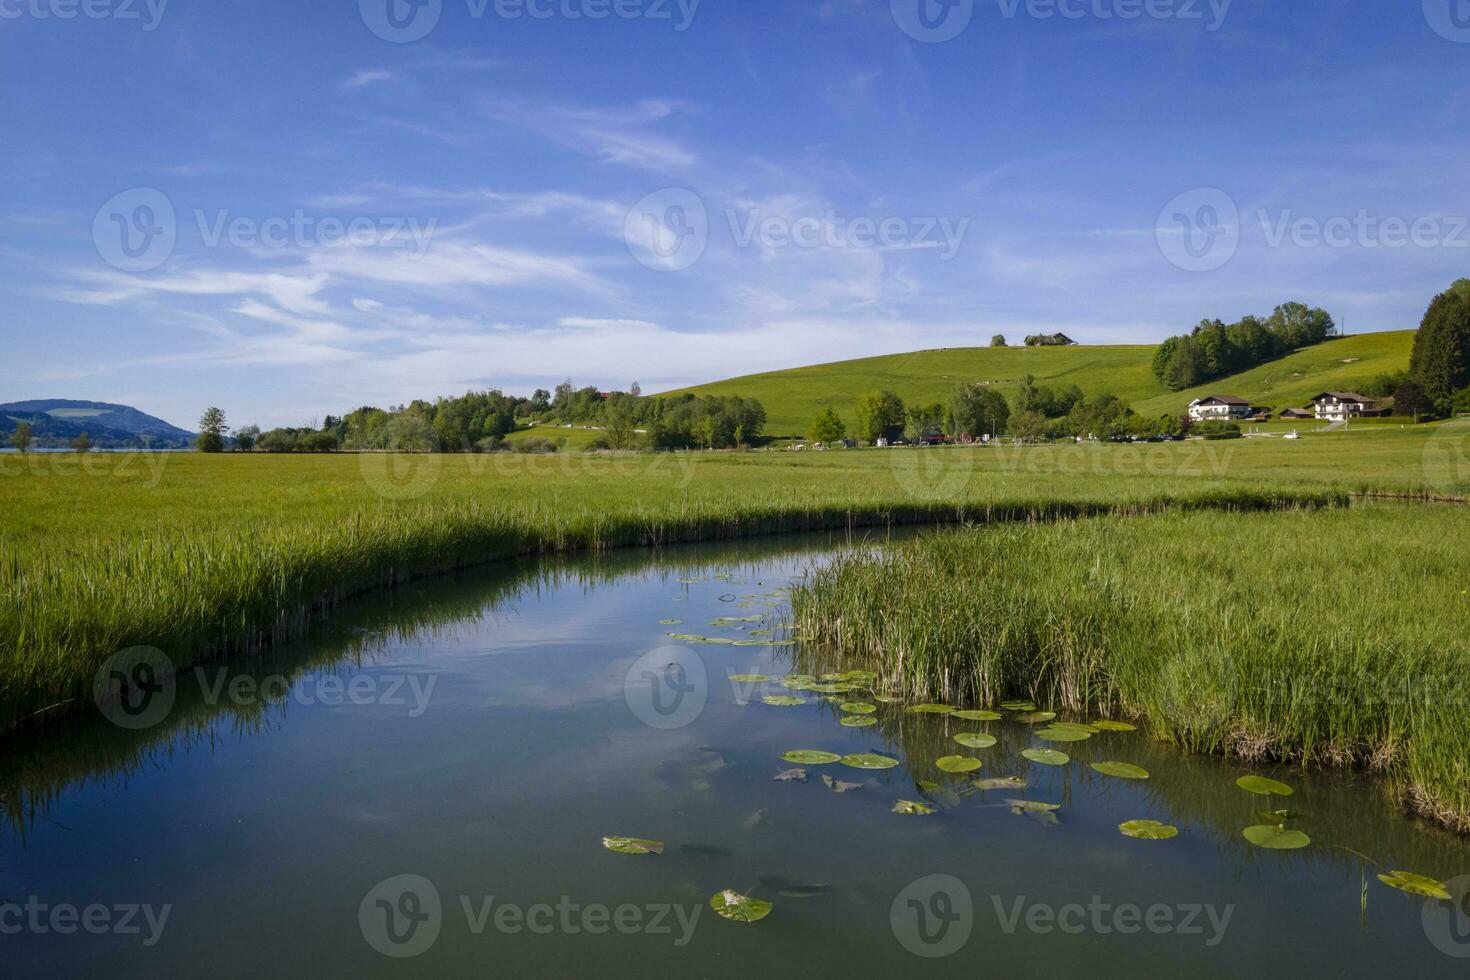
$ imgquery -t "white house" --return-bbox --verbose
[1188,395,1253,421]
[1312,391,1377,421]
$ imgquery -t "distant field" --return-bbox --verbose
[668,331,1414,437]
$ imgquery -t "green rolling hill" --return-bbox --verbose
[667,331,1415,437]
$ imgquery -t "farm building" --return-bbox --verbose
[1312,392,1385,421]
[1188,395,1254,421]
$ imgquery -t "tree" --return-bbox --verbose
[949,383,1009,439]
[1010,410,1048,442]
[1411,289,1470,410]
[9,421,32,453]
[1392,380,1434,421]
[70,431,91,453]
[197,407,227,453]
[233,425,260,452]
[808,407,846,445]
[990,334,1007,348]
[601,395,641,450]
[855,390,906,443]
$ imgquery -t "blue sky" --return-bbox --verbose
[2,0,1469,429]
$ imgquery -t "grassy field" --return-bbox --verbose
[668,331,1414,436]
[1,422,1465,735]
[788,504,1470,831]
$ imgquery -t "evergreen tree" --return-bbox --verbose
[1411,289,1470,409]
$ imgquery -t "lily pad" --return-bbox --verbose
[936,755,982,773]
[1007,799,1060,813]
[1236,775,1294,797]
[1119,820,1178,841]
[974,776,1027,791]
[781,675,816,688]
[844,670,879,682]
[1000,700,1037,711]
[710,889,773,923]
[1014,711,1057,725]
[1021,748,1070,766]
[906,703,956,715]
[1092,720,1137,732]
[953,709,1003,721]
[840,702,877,714]
[773,769,807,782]
[668,633,734,645]
[822,774,861,793]
[1035,726,1092,743]
[840,715,877,728]
[762,695,807,707]
[781,750,840,765]
[602,836,665,855]
[840,753,901,770]
[1090,762,1150,780]
[1376,870,1452,901]
[892,800,937,815]
[953,732,998,749]
[810,683,855,694]
[658,619,682,625]
[1243,825,1311,849]
[728,674,771,683]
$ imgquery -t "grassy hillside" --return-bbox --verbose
[669,331,1414,437]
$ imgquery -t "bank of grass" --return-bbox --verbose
[788,504,1470,831]
[1,426,1460,733]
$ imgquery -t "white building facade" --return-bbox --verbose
[1188,396,1253,421]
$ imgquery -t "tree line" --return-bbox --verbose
[1152,302,1336,391]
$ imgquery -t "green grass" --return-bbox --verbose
[2,422,1465,734]
[668,331,1414,436]
[788,504,1470,831]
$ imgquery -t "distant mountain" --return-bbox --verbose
[0,399,195,448]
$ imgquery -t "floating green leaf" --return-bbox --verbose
[781,750,840,765]
[906,703,956,715]
[1000,700,1037,711]
[1092,720,1137,732]
[1090,762,1150,780]
[822,774,861,793]
[1243,825,1311,849]
[953,709,1003,721]
[1119,820,1178,841]
[1014,711,1057,725]
[810,683,855,694]
[1035,726,1092,743]
[840,715,877,728]
[1236,775,1294,797]
[974,776,1027,791]
[728,674,771,683]
[840,702,877,714]
[953,732,997,749]
[1376,871,1452,901]
[668,633,733,645]
[841,753,901,770]
[892,800,937,815]
[1021,748,1069,766]
[844,670,879,682]
[709,890,773,923]
[781,674,816,688]
[658,619,682,626]
[1006,799,1060,813]
[602,836,665,855]
[762,695,807,707]
[936,755,982,773]
[773,769,807,782]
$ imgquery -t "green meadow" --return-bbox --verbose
[671,331,1415,436]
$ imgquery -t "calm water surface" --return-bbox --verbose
[3,531,1468,977]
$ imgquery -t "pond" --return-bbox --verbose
[2,530,1468,977]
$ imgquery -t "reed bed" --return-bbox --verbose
[789,504,1470,831]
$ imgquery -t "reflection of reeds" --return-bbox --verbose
[790,504,1470,833]
[0,482,1340,732]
